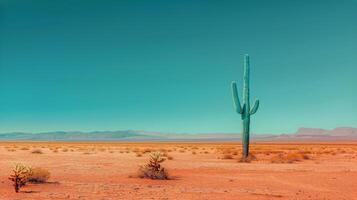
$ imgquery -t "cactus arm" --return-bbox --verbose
[250,99,259,115]
[231,81,243,114]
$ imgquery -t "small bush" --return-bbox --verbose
[27,167,50,183]
[239,153,257,163]
[31,149,43,154]
[271,152,309,163]
[8,163,32,193]
[138,152,169,180]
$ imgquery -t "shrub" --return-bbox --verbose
[138,152,169,180]
[270,152,309,163]
[27,167,50,183]
[239,153,257,163]
[8,163,32,193]
[31,149,43,154]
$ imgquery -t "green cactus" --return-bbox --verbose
[231,54,259,160]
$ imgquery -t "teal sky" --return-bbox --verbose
[1,0,356,134]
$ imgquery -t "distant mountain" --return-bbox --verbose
[272,127,357,141]
[0,127,356,141]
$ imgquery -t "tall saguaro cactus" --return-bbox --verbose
[231,54,260,160]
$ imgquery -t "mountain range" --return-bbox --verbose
[0,127,356,141]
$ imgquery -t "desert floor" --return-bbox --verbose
[0,142,357,200]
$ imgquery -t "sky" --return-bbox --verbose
[0,0,356,134]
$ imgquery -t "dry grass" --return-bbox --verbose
[31,149,43,154]
[27,167,51,183]
[271,152,310,163]
[239,153,257,163]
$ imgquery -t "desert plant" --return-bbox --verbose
[138,152,169,180]
[270,152,309,163]
[8,163,32,193]
[31,149,43,154]
[239,153,257,163]
[27,167,50,183]
[231,54,260,160]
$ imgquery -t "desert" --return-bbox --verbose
[1,142,357,200]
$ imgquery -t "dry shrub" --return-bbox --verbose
[192,151,197,155]
[31,149,43,154]
[20,147,30,151]
[271,152,309,163]
[239,153,257,163]
[136,153,143,157]
[27,167,50,183]
[167,156,174,160]
[8,163,31,193]
[142,148,153,154]
[138,152,169,180]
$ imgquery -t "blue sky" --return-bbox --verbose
[0,0,356,134]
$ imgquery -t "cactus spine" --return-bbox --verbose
[231,54,259,160]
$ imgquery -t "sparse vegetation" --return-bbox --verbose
[31,149,43,154]
[239,153,257,163]
[270,152,309,163]
[8,163,32,193]
[27,167,50,183]
[138,152,169,180]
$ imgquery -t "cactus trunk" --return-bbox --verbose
[231,54,259,160]
[242,117,250,158]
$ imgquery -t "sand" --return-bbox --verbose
[0,142,357,200]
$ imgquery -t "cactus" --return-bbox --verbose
[8,163,32,193]
[231,54,260,160]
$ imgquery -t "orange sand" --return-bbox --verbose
[1,142,357,200]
